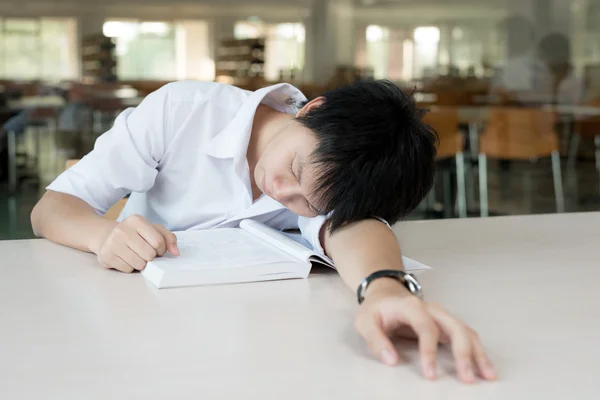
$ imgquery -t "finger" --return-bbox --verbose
[472,334,497,381]
[126,233,157,262]
[427,305,475,384]
[102,254,134,273]
[135,221,167,256]
[154,225,180,256]
[394,325,450,344]
[404,305,440,380]
[118,246,148,271]
[355,314,398,366]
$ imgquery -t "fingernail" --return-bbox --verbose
[380,349,396,365]
[485,365,497,380]
[426,363,437,379]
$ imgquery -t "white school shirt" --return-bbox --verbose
[47,81,328,254]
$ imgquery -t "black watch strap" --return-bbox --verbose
[357,269,423,304]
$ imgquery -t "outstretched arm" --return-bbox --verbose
[322,218,497,384]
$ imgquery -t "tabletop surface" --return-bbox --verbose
[1,213,599,399]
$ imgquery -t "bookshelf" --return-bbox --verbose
[81,34,117,83]
[216,38,265,85]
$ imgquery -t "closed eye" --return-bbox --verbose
[289,157,298,181]
[305,200,317,214]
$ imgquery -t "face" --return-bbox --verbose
[254,122,325,217]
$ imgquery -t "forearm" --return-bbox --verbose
[322,219,410,294]
[31,191,117,254]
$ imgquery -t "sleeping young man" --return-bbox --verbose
[31,80,496,384]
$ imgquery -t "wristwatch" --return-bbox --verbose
[357,270,423,304]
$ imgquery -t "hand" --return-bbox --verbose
[354,279,497,384]
[94,214,180,273]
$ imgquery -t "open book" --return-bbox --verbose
[141,219,430,289]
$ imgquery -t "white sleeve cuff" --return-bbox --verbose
[298,215,329,256]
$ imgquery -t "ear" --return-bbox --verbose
[296,96,325,118]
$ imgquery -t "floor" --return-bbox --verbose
[2,130,600,241]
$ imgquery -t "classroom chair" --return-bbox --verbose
[65,159,127,221]
[423,108,468,218]
[6,106,58,193]
[478,108,564,217]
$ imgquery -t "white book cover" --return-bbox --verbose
[142,219,430,289]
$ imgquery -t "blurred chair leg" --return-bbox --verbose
[7,130,17,193]
[456,152,467,218]
[442,167,452,218]
[35,126,41,170]
[464,161,475,209]
[566,133,581,174]
[8,195,17,238]
[566,133,581,201]
[552,151,565,213]
[426,185,436,210]
[479,153,489,217]
[595,136,600,199]
[92,110,102,134]
[468,122,479,162]
[524,163,534,213]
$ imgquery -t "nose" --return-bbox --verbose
[271,177,301,205]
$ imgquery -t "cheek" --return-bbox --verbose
[265,154,290,179]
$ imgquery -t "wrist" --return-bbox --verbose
[357,269,423,304]
[87,219,118,254]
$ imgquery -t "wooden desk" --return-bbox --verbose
[1,213,599,399]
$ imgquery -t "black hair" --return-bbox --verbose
[297,80,438,232]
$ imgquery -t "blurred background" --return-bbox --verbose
[2,0,600,239]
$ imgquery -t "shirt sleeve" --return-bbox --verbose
[298,215,329,256]
[46,84,173,215]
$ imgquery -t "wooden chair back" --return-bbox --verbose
[65,159,127,221]
[479,108,559,159]
[423,108,463,159]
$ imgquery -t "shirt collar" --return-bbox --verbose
[202,83,308,161]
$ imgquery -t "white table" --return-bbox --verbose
[1,213,599,399]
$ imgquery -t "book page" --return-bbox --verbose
[150,228,298,271]
[239,220,431,272]
[239,220,314,262]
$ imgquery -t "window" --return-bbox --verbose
[104,20,176,80]
[413,26,440,79]
[234,20,305,81]
[175,21,214,81]
[103,20,212,81]
[449,24,502,77]
[103,20,215,81]
[358,25,413,81]
[0,18,78,80]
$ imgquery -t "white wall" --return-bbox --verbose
[0,1,307,23]
[353,3,507,28]
[1,0,504,26]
